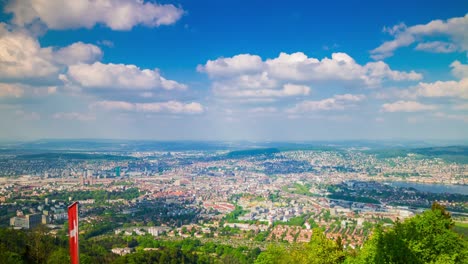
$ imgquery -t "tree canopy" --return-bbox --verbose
[256,203,467,264]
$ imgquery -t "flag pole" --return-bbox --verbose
[68,202,79,264]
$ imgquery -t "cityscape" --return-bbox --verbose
[0,140,467,262]
[0,0,467,263]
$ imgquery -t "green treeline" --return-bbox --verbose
[368,146,468,164]
[15,152,137,161]
[224,205,249,222]
[226,148,280,159]
[0,227,261,264]
[0,203,466,263]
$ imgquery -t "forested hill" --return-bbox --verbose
[226,148,280,159]
[367,145,468,164]
[0,203,466,264]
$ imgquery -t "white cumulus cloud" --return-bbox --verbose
[371,14,468,59]
[381,100,438,112]
[451,61,468,79]
[385,61,468,100]
[288,94,365,113]
[5,0,184,30]
[67,62,187,91]
[266,52,421,85]
[91,100,204,114]
[410,79,468,99]
[0,24,102,81]
[197,54,264,78]
[0,24,58,79]
[201,52,421,86]
[199,52,421,101]
[54,42,103,65]
[0,26,188,101]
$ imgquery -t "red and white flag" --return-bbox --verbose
[68,202,79,264]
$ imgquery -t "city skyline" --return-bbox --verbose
[0,0,467,141]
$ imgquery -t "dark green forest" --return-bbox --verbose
[367,146,468,164]
[0,204,466,263]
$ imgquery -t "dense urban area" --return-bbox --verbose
[0,141,467,263]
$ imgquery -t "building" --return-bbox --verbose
[10,214,42,229]
[42,215,50,225]
[111,248,132,256]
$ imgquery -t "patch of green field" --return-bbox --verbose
[454,222,468,239]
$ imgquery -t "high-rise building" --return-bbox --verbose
[10,214,42,229]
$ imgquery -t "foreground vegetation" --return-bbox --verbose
[0,203,466,263]
[256,203,467,264]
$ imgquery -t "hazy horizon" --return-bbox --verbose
[2,138,468,150]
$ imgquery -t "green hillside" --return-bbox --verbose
[0,203,466,264]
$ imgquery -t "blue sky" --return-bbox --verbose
[0,0,467,141]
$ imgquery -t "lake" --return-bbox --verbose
[388,182,468,195]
